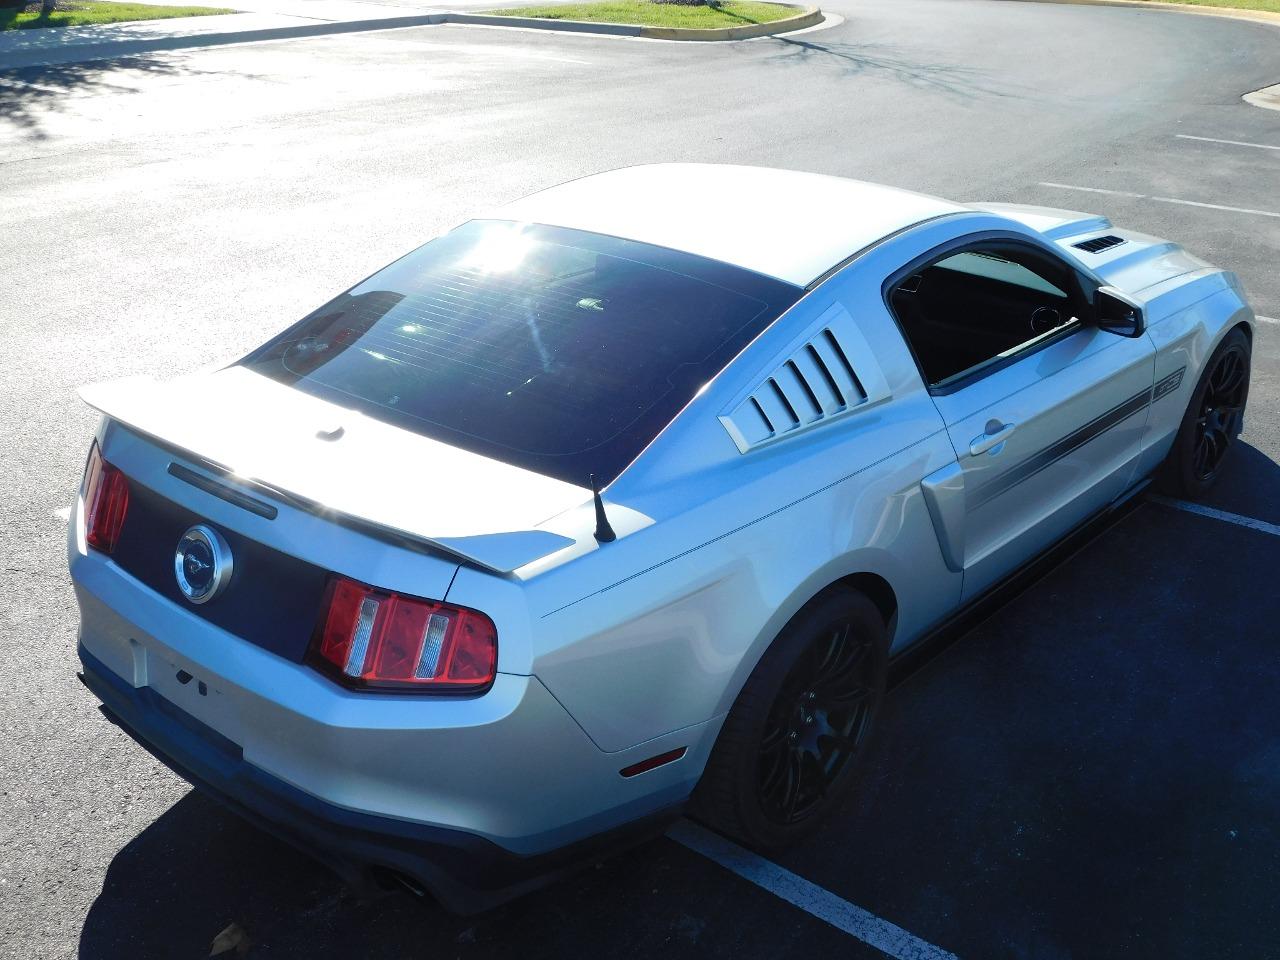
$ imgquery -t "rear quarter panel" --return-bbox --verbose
[462,250,968,754]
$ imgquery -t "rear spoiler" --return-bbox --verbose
[79,378,579,575]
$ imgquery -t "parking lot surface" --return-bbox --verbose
[2,1,1279,957]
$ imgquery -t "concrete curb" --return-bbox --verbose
[452,3,823,40]
[0,14,450,68]
[993,0,1280,28]
[996,0,1280,113]
[1244,83,1280,111]
[0,2,821,68]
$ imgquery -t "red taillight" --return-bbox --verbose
[309,576,498,693]
[82,441,130,554]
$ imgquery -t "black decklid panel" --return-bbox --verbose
[111,479,327,663]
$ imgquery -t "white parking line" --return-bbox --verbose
[53,506,71,522]
[1257,316,1279,324]
[1176,134,1280,152]
[1038,182,1144,198]
[1149,195,1280,218]
[1038,182,1280,219]
[1148,495,1280,538]
[668,820,961,960]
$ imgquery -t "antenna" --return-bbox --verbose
[590,474,616,544]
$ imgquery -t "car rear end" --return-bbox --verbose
[69,217,804,911]
[70,420,680,912]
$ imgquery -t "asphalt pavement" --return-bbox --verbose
[2,1,1279,957]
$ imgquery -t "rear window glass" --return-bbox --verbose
[241,220,801,485]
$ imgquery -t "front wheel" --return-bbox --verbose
[691,588,889,850]
[1159,328,1251,498]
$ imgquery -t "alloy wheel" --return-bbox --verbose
[1193,349,1248,482]
[756,622,876,825]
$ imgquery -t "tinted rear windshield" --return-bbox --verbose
[241,220,802,485]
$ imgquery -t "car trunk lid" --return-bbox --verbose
[81,367,586,574]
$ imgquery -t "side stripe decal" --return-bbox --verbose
[970,365,1186,509]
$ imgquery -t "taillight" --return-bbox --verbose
[308,576,498,693]
[82,441,130,554]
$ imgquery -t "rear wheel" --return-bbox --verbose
[692,588,888,850]
[1160,328,1251,498]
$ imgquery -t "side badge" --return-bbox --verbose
[174,524,234,605]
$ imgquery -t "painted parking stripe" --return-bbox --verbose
[53,506,71,522]
[1149,195,1280,219]
[1038,183,1280,219]
[1038,182,1144,198]
[1257,316,1279,325]
[1148,495,1280,537]
[668,820,961,960]
[1176,134,1280,152]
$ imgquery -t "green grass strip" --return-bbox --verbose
[480,0,798,27]
[1134,0,1280,11]
[2,1,236,30]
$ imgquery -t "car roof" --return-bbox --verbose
[492,163,968,287]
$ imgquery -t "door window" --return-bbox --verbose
[888,246,1085,388]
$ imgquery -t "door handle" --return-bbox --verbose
[970,420,1016,456]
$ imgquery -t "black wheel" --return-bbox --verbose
[691,588,888,850]
[1160,328,1251,498]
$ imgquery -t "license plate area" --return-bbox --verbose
[146,652,244,748]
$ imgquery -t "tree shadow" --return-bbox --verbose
[737,33,1027,102]
[0,50,269,141]
[0,53,202,140]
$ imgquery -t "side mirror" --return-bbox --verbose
[1095,286,1145,337]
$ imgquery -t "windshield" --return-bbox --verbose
[241,220,802,485]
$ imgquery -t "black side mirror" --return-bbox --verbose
[1095,286,1145,337]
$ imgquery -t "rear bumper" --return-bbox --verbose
[78,643,680,913]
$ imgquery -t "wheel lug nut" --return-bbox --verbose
[789,731,798,740]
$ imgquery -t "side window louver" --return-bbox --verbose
[719,305,891,453]
[1073,235,1126,254]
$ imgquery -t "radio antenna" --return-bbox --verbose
[591,474,616,544]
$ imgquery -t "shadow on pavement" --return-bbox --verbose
[779,461,1280,958]
[744,33,1025,101]
[1,55,191,140]
[79,790,858,959]
[1199,440,1280,525]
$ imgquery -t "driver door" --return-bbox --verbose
[891,240,1155,601]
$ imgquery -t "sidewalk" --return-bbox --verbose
[0,0,565,70]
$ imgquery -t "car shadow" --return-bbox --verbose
[1195,439,1280,526]
[78,791,718,960]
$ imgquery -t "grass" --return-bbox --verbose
[1,0,235,30]
[479,0,798,28]
[1162,0,1280,9]
[1131,0,1280,9]
[1132,0,1280,10]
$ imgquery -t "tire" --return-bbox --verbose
[691,588,889,850]
[1158,328,1251,499]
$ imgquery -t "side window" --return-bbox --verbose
[888,246,1083,388]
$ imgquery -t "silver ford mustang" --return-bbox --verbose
[71,164,1255,911]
